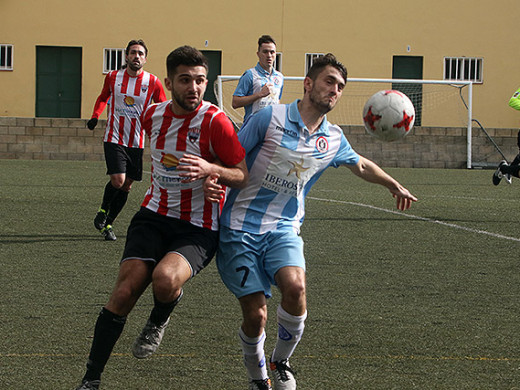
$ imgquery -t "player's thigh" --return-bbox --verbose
[217,227,271,298]
[264,230,306,281]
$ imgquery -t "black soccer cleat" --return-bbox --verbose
[101,225,116,241]
[492,160,509,186]
[93,209,107,230]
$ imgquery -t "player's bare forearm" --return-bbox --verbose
[177,154,248,189]
[232,93,262,109]
[348,156,417,210]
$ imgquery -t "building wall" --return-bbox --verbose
[1,116,515,169]
[1,0,520,128]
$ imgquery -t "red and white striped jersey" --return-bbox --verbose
[91,69,167,148]
[140,100,245,231]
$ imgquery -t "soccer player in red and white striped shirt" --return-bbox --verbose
[75,46,248,390]
[87,39,167,241]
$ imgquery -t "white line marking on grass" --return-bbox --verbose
[307,196,520,243]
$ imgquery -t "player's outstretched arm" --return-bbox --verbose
[177,154,248,189]
[347,156,417,210]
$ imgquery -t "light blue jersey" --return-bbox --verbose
[233,63,284,122]
[220,100,360,235]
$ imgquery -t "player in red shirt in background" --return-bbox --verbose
[87,39,167,241]
[74,46,248,390]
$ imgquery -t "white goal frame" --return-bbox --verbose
[216,76,474,168]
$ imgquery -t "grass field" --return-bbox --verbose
[1,159,520,389]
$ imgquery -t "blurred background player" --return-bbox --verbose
[87,39,167,240]
[206,53,417,390]
[492,87,520,185]
[74,46,247,390]
[232,35,284,124]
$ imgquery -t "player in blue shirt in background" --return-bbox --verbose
[206,53,417,390]
[232,35,284,124]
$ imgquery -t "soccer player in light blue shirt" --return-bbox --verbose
[232,35,284,124]
[207,54,417,390]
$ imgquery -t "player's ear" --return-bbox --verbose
[164,77,172,91]
[303,77,313,94]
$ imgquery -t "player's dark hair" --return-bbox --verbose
[258,35,276,50]
[306,53,347,84]
[166,46,209,77]
[126,39,148,57]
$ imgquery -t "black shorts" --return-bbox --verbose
[122,207,219,277]
[104,142,143,181]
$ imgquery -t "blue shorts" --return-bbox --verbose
[216,226,305,299]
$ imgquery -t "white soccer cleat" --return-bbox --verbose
[269,359,296,390]
[132,317,170,359]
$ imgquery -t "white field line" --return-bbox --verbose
[307,196,520,243]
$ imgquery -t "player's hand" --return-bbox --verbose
[259,83,273,98]
[87,118,98,130]
[390,185,418,210]
[177,154,214,183]
[204,173,225,203]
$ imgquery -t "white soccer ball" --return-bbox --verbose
[362,90,416,142]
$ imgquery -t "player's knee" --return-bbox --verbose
[110,177,125,189]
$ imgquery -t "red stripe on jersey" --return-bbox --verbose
[121,71,130,94]
[199,106,218,160]
[156,114,173,150]
[176,117,191,151]
[180,188,192,221]
[142,104,158,138]
[142,187,153,208]
[118,117,126,145]
[128,118,137,147]
[134,74,143,96]
[157,187,169,216]
[202,198,214,229]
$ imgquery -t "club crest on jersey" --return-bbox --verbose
[188,127,201,143]
[273,76,281,86]
[141,85,148,93]
[316,136,329,153]
[123,96,136,107]
[160,153,179,171]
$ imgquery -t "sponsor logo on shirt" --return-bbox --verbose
[275,125,297,137]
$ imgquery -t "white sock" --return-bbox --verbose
[271,304,307,363]
[239,327,268,381]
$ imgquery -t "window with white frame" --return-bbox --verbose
[0,44,13,71]
[444,57,483,83]
[275,53,282,72]
[305,53,324,75]
[103,48,125,73]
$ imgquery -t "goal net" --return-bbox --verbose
[215,76,487,168]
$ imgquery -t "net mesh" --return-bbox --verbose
[214,76,471,129]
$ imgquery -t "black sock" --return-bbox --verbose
[106,190,129,225]
[149,290,183,326]
[83,308,127,382]
[100,182,119,212]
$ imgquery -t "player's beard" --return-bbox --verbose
[127,61,143,72]
[172,89,201,112]
[309,88,336,115]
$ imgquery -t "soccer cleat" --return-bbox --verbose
[93,209,107,230]
[492,160,508,186]
[100,225,116,241]
[269,359,296,390]
[132,317,170,359]
[75,379,100,390]
[249,378,272,390]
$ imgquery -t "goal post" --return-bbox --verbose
[215,76,475,168]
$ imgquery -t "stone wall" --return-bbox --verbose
[0,117,517,168]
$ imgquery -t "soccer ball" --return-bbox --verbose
[362,90,415,142]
